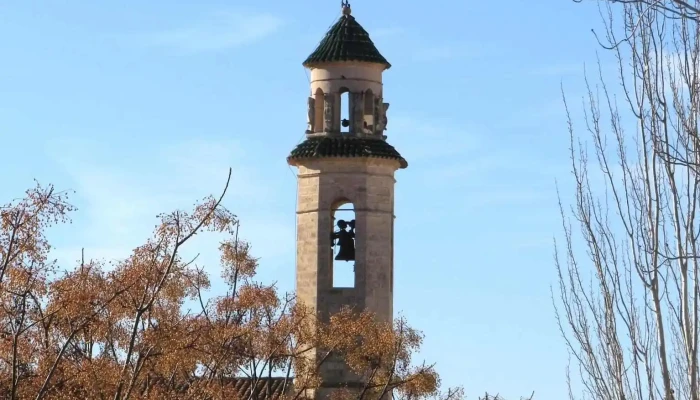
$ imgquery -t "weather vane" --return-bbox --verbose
[341,0,351,15]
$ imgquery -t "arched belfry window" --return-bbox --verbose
[314,88,324,133]
[331,199,356,288]
[339,87,350,134]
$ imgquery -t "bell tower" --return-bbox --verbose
[287,2,407,397]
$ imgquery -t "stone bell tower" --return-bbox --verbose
[287,2,407,398]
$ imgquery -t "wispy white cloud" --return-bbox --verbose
[529,60,621,79]
[412,44,463,62]
[389,114,559,211]
[141,10,284,53]
[45,137,294,284]
[458,187,550,207]
[388,115,483,162]
[369,27,405,39]
[529,63,585,77]
[510,236,553,251]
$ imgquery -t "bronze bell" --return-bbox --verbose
[335,244,355,261]
[331,219,356,262]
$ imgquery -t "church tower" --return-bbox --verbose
[287,2,407,397]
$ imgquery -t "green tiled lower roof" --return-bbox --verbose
[288,137,407,168]
[303,14,390,69]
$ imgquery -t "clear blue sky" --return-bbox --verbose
[0,1,612,398]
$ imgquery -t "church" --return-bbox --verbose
[232,3,407,398]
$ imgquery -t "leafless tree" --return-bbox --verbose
[556,1,700,400]
[576,1,700,21]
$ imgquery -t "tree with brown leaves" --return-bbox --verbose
[0,172,532,400]
[0,171,530,400]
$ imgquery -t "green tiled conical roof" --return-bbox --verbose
[303,10,390,69]
[288,137,407,168]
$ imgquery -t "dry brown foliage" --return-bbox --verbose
[0,172,465,400]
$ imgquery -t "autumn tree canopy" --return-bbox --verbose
[0,172,474,400]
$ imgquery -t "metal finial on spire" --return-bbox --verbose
[341,0,351,15]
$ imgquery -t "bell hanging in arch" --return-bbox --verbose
[331,219,356,262]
